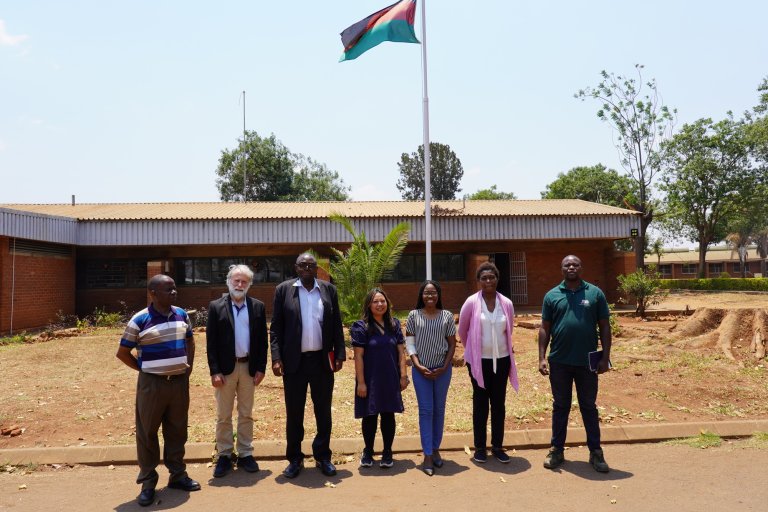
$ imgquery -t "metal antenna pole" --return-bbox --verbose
[242,90,246,202]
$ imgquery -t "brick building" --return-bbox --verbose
[644,246,765,278]
[0,200,639,334]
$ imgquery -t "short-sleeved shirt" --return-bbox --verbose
[541,280,610,367]
[406,309,456,369]
[120,304,193,375]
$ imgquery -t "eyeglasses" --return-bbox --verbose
[296,262,317,270]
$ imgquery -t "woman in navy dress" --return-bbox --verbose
[352,288,409,468]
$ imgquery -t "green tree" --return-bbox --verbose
[659,117,754,277]
[617,266,668,318]
[291,155,350,201]
[541,164,637,207]
[465,185,517,200]
[324,213,410,325]
[215,131,349,202]
[744,77,768,276]
[647,237,665,266]
[576,65,676,270]
[396,142,463,200]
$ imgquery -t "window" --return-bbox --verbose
[382,254,465,282]
[708,263,723,275]
[681,264,698,275]
[708,263,724,275]
[733,262,742,273]
[77,259,148,289]
[176,257,295,285]
[658,264,672,277]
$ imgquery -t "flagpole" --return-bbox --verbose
[420,0,432,281]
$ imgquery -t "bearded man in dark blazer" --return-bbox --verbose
[207,264,268,478]
[270,252,346,479]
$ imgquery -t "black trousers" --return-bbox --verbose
[282,351,334,462]
[361,413,396,454]
[467,356,510,450]
[548,360,601,451]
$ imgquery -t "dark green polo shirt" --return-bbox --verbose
[541,280,610,366]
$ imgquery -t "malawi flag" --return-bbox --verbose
[339,0,420,62]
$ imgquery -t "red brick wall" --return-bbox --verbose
[1,239,632,333]
[0,236,76,334]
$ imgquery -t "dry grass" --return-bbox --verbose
[2,306,768,450]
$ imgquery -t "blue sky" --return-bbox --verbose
[1,1,767,204]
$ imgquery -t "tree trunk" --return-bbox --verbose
[698,240,708,278]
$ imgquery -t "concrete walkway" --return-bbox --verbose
[2,419,766,466]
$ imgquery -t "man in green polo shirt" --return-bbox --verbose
[538,255,612,472]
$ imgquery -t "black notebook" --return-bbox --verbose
[588,350,611,372]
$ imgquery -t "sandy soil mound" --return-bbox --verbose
[672,307,768,361]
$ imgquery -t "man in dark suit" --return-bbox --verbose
[207,264,268,478]
[270,252,346,478]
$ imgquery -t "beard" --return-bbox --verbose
[228,284,250,301]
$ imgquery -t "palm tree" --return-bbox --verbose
[755,228,768,277]
[648,237,665,266]
[324,213,410,325]
[725,231,752,278]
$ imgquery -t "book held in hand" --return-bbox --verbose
[588,350,611,372]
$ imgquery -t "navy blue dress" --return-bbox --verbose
[351,319,405,418]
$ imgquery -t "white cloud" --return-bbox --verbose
[0,20,29,46]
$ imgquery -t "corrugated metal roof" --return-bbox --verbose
[1,199,638,221]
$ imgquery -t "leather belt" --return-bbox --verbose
[236,355,249,363]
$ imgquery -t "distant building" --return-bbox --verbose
[0,200,639,334]
[644,246,763,278]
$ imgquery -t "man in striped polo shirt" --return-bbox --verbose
[116,274,201,507]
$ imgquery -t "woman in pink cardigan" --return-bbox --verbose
[458,261,519,464]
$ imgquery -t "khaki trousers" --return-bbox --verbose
[135,371,189,490]
[214,361,256,458]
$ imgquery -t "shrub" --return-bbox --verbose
[617,266,668,318]
[659,278,768,291]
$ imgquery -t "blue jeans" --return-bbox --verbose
[411,365,452,455]
[548,360,601,451]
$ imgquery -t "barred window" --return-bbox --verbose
[175,256,295,285]
[77,259,148,289]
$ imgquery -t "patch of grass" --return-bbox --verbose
[637,410,665,421]
[0,332,32,346]
[0,462,39,474]
[739,364,766,379]
[745,431,768,449]
[706,401,745,417]
[665,431,722,449]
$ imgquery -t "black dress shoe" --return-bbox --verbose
[137,488,155,507]
[213,455,233,478]
[283,460,303,479]
[316,459,337,476]
[237,455,260,473]
[168,476,201,491]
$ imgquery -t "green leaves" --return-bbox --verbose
[396,142,463,200]
[215,131,350,202]
[324,213,410,325]
[541,163,637,208]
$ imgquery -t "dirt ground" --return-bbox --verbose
[2,441,767,511]
[1,291,767,451]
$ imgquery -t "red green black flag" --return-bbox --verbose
[339,0,420,62]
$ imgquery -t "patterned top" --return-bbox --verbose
[120,304,193,375]
[406,309,456,369]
